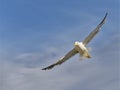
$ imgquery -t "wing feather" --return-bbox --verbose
[83,13,107,45]
[42,48,78,70]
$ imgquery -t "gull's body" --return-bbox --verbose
[42,13,107,70]
[74,41,91,59]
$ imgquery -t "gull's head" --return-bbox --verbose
[74,41,79,46]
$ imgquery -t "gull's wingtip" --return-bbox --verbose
[102,12,108,22]
[98,12,108,27]
[104,12,108,24]
[42,64,55,70]
[42,67,49,70]
[105,12,108,16]
[105,12,108,19]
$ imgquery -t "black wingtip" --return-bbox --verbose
[105,12,108,16]
[97,12,108,28]
[41,68,46,70]
[104,12,108,19]
[42,64,55,70]
[102,12,108,23]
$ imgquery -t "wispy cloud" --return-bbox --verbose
[0,31,119,90]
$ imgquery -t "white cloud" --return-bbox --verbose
[1,22,119,90]
[0,51,119,90]
[0,32,119,90]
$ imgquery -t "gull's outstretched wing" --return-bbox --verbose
[42,48,78,70]
[83,13,107,46]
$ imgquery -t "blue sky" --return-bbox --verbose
[0,0,119,90]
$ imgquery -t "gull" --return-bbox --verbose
[42,13,107,70]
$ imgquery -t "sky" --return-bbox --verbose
[0,0,120,90]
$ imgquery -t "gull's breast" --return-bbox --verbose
[74,42,91,58]
[74,42,86,54]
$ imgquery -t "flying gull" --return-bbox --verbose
[42,13,108,70]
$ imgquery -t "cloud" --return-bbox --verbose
[0,31,119,90]
[0,48,119,90]
[1,21,119,90]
